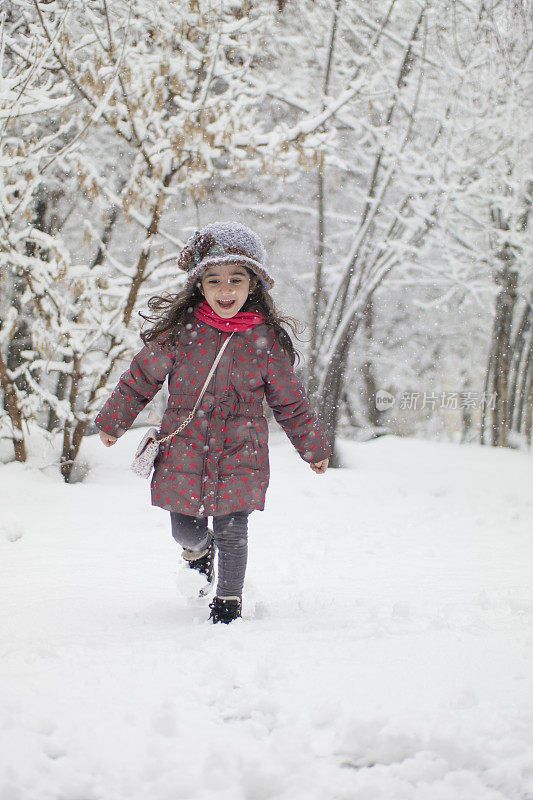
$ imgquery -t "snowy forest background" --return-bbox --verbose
[1,0,532,480]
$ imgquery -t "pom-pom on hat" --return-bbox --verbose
[177,221,274,290]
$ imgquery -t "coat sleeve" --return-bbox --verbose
[94,337,175,438]
[263,336,331,463]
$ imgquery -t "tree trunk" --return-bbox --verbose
[524,348,533,447]
[60,417,92,483]
[489,267,518,446]
[317,314,360,466]
[46,370,70,433]
[481,266,518,446]
[5,198,47,396]
[480,343,494,445]
[307,1,341,398]
[361,298,379,428]
[519,337,533,443]
[460,372,474,444]
[60,354,81,482]
[508,299,532,433]
[508,298,532,430]
[0,349,26,462]
[307,152,326,400]
[59,346,120,482]
[122,168,180,327]
[342,389,360,428]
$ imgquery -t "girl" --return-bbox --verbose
[95,221,330,624]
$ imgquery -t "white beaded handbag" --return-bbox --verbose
[130,333,234,479]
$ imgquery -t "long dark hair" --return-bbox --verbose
[139,269,303,366]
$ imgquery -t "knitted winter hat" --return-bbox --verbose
[177,221,274,290]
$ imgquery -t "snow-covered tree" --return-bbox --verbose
[0,4,74,461]
[434,0,533,447]
[285,0,532,459]
[5,0,339,479]
[286,0,453,462]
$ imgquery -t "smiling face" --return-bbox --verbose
[199,263,257,318]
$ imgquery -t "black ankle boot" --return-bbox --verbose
[208,596,242,624]
[182,537,215,585]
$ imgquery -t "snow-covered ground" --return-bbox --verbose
[1,430,532,800]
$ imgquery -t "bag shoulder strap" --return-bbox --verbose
[192,332,234,410]
[157,332,234,445]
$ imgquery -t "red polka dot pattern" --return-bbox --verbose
[94,320,331,515]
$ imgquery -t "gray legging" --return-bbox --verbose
[170,511,249,599]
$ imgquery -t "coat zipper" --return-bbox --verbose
[198,329,222,513]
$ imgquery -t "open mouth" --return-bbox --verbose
[217,299,235,310]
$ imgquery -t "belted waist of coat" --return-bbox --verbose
[172,393,263,418]
[202,394,263,418]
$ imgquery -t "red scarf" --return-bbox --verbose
[194,300,265,332]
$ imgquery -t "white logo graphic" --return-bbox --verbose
[375,389,395,411]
